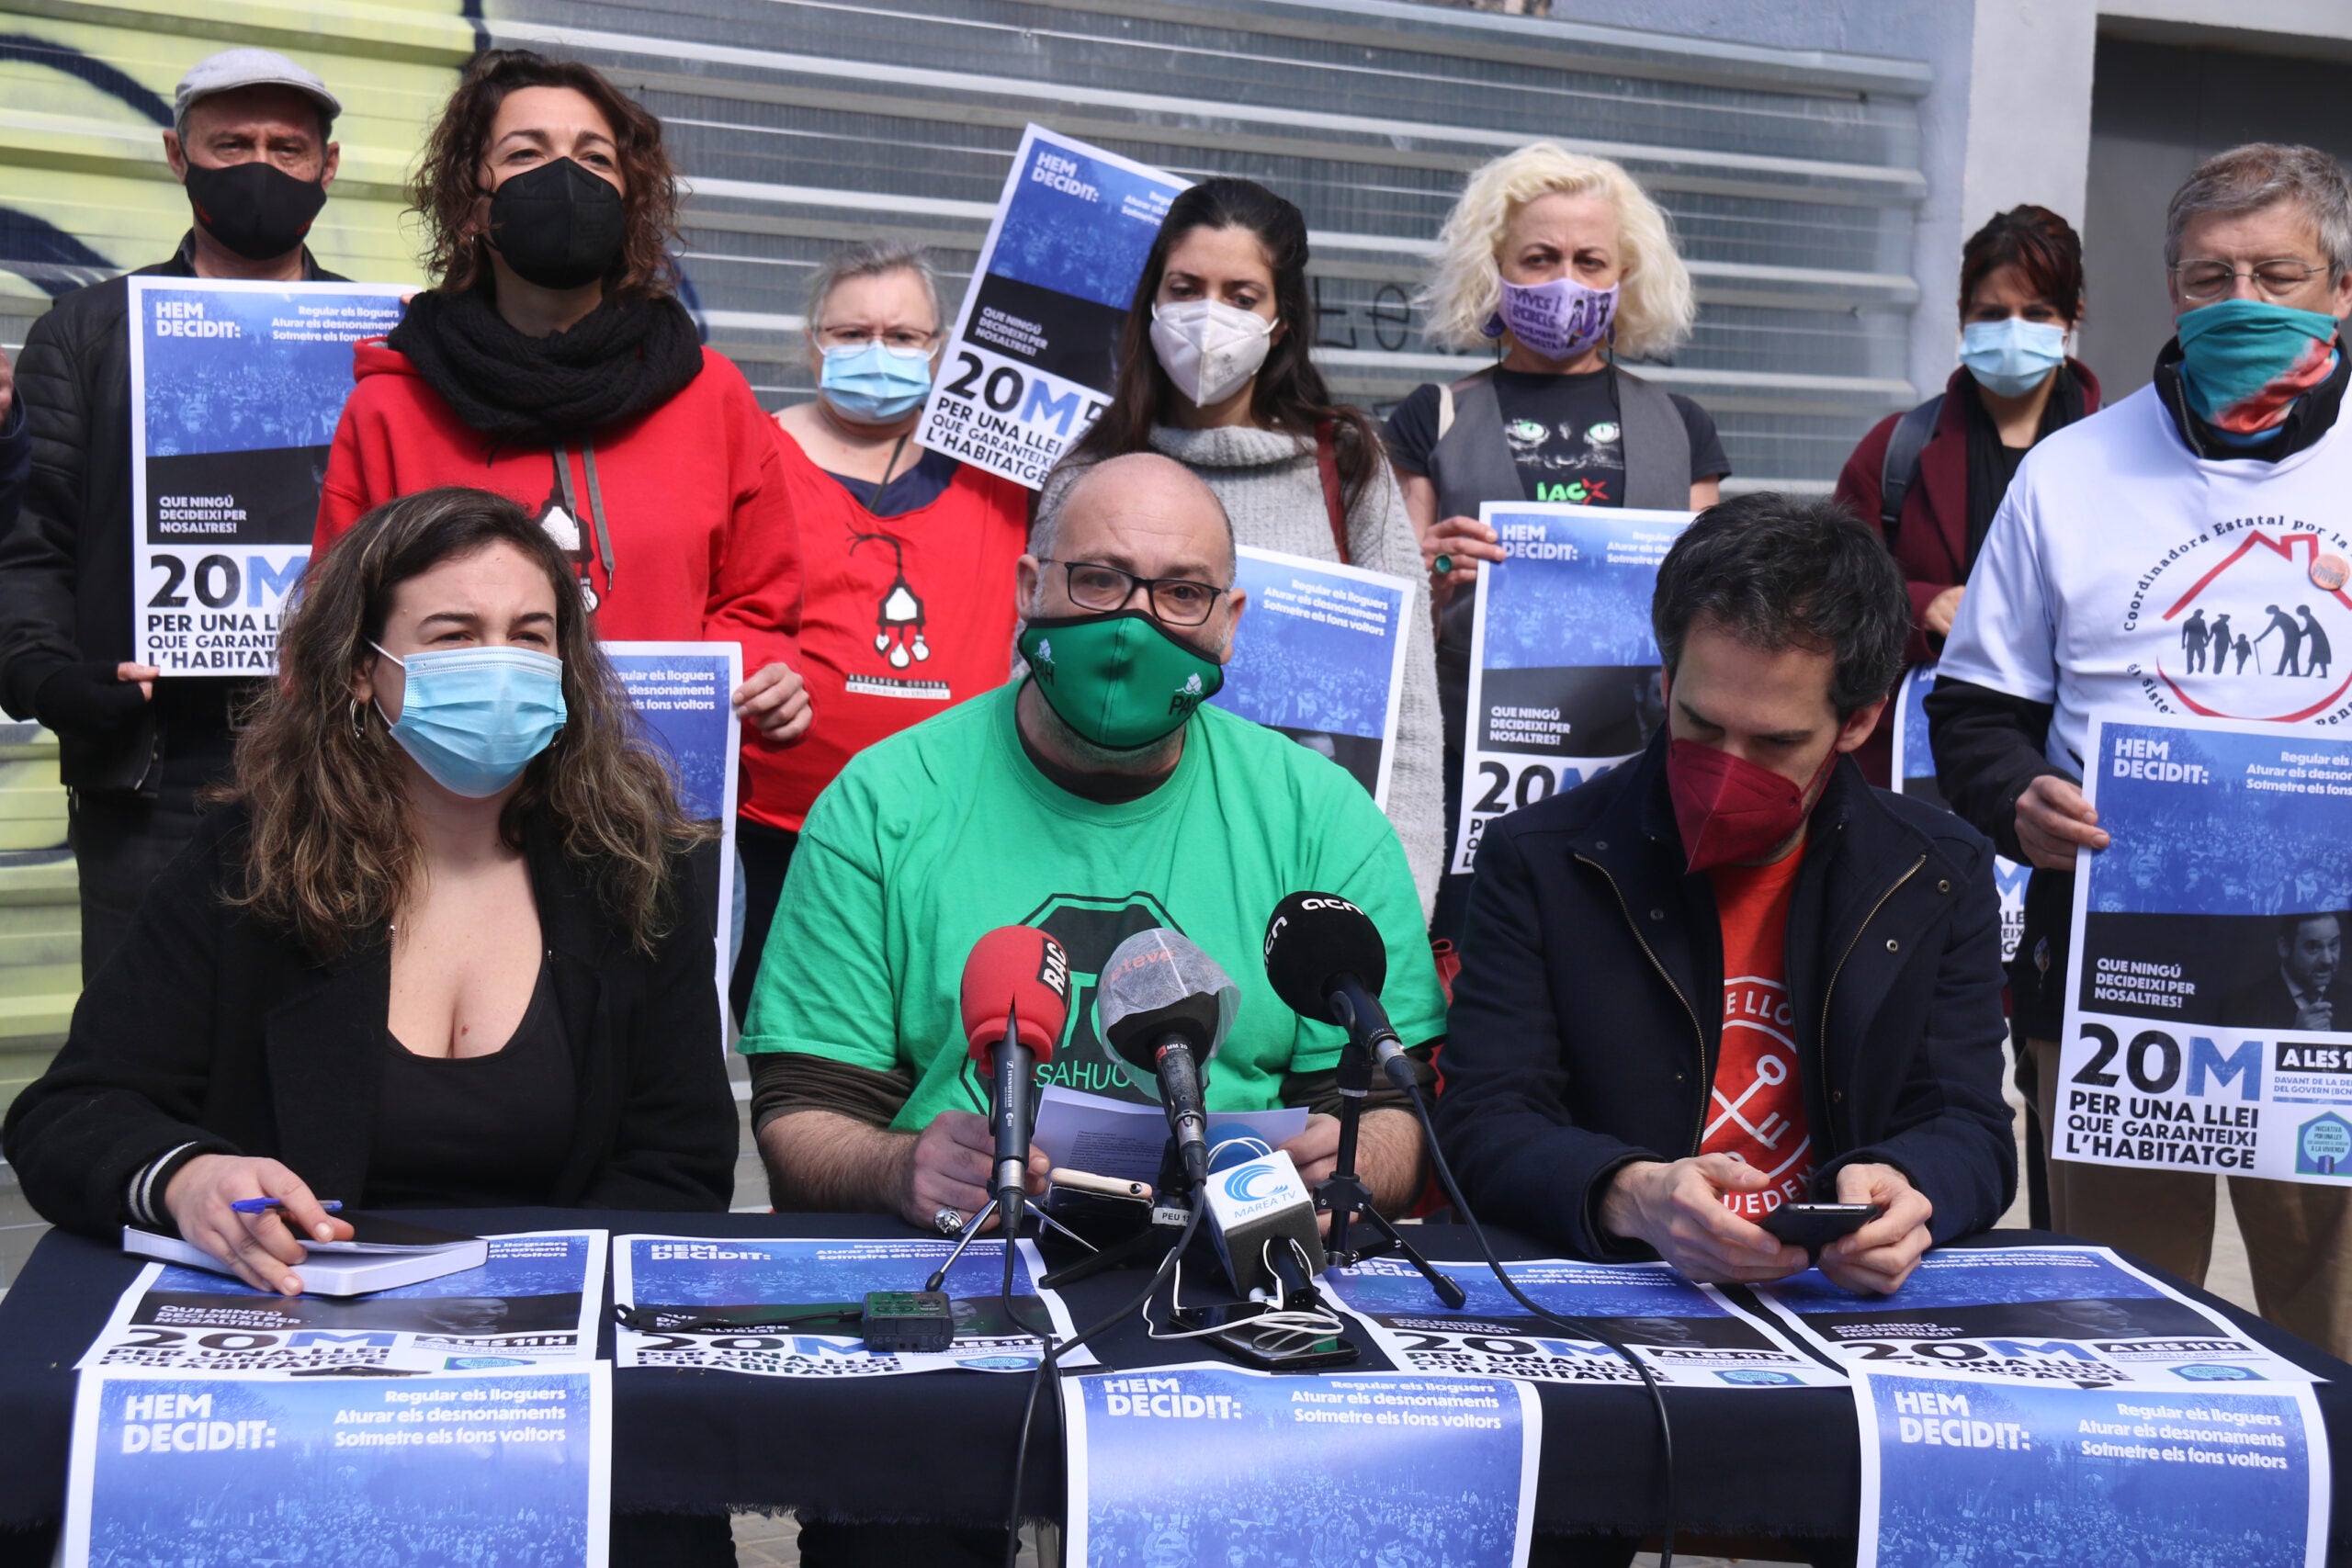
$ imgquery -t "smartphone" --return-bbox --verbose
[1761,1201,1883,1251]
[1206,1321,1361,1371]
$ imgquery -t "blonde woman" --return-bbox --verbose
[1386,143,1728,934]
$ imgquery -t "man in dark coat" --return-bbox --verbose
[0,48,344,977]
[1438,494,2014,1295]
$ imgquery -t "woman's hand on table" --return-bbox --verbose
[162,1155,353,1295]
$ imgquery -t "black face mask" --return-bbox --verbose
[182,159,327,261]
[486,158,626,291]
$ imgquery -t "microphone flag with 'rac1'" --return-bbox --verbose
[958,925,1072,1065]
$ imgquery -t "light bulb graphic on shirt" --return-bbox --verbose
[851,530,929,671]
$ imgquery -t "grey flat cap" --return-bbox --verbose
[173,48,342,135]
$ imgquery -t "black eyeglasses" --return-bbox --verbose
[1042,558,1230,627]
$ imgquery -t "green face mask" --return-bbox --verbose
[1019,610,1226,751]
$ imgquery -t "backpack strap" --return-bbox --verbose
[1878,394,1943,550]
[1315,421,1351,565]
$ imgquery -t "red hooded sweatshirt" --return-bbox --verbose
[314,339,808,830]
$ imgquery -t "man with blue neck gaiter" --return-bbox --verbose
[1928,142,2352,1361]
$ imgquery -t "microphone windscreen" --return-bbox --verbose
[959,926,1071,1065]
[1261,891,1388,1021]
[1097,928,1239,1072]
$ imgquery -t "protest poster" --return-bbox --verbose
[1758,1245,2312,1388]
[605,641,741,1029]
[2056,712,2352,1182]
[1855,1368,2325,1568]
[1326,1254,1840,1389]
[1451,504,1692,874]
[64,1364,610,1568]
[612,1235,1086,1377]
[1211,547,1417,807]
[78,1231,606,1375]
[1889,663,2030,964]
[127,277,405,674]
[915,124,1186,488]
[1065,1362,1539,1568]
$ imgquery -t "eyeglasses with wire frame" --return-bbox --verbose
[2170,258,2334,304]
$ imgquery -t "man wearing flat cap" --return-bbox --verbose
[0,49,344,978]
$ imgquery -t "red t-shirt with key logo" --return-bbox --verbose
[1702,848,1815,1219]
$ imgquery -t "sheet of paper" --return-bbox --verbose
[1758,1245,2316,1387]
[1066,1362,1540,1568]
[126,277,407,674]
[612,1234,1090,1377]
[77,1230,606,1375]
[1855,1367,2326,1568]
[64,1363,611,1568]
[1031,1084,1309,1186]
[914,123,1187,488]
[1213,547,1418,809]
[1328,1254,1843,1388]
[2059,712,2352,1182]
[1453,504,1693,874]
[1889,662,2029,964]
[605,640,743,1041]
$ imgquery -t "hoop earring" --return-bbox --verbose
[349,699,367,739]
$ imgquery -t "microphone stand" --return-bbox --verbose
[924,1194,1096,1292]
[1318,1003,1466,1310]
[1036,1138,1195,1292]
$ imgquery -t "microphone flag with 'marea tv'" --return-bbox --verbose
[1096,928,1238,1189]
[1262,891,1416,1088]
[958,926,1072,1231]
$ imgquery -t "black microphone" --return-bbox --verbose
[1097,928,1238,1189]
[1262,892,1417,1089]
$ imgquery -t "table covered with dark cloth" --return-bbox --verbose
[0,1213,2344,1560]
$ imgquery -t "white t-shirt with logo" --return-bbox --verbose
[1940,382,2352,771]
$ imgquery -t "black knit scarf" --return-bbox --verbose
[387,285,705,446]
[1961,362,2084,566]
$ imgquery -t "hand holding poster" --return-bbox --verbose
[612,1235,1083,1377]
[1758,1245,2312,1388]
[65,1366,611,1568]
[1453,504,1691,873]
[1327,1254,1840,1388]
[1855,1369,2326,1568]
[1065,1362,1540,1568]
[916,125,1186,488]
[2060,713,2352,1182]
[77,1231,607,1375]
[129,278,406,674]
[1212,547,1416,807]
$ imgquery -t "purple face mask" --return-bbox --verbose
[1484,276,1619,361]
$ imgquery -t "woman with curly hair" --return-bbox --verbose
[311,49,811,808]
[1386,143,1730,935]
[6,488,736,1287]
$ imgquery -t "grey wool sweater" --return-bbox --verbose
[1039,423,1444,915]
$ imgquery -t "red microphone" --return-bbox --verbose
[957,927,1071,1228]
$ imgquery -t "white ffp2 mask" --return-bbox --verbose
[1149,299,1274,406]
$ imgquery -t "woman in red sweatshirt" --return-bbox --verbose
[313,50,808,762]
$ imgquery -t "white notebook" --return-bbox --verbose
[122,1215,489,1298]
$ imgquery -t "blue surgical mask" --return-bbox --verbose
[1959,318,2068,398]
[371,643,567,799]
[818,339,934,423]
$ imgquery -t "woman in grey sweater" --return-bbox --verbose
[1041,179,1444,914]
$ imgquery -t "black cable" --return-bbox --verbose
[999,1203,1205,1568]
[1404,1084,1677,1568]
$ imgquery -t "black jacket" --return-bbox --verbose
[1436,734,2016,1260]
[0,397,25,544]
[3,805,736,1238]
[0,238,343,798]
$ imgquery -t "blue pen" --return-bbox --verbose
[231,1198,344,1214]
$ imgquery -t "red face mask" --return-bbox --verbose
[1667,739,1836,874]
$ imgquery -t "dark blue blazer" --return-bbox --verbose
[1436,732,2017,1260]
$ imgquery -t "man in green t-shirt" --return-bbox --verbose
[741,452,1442,1236]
